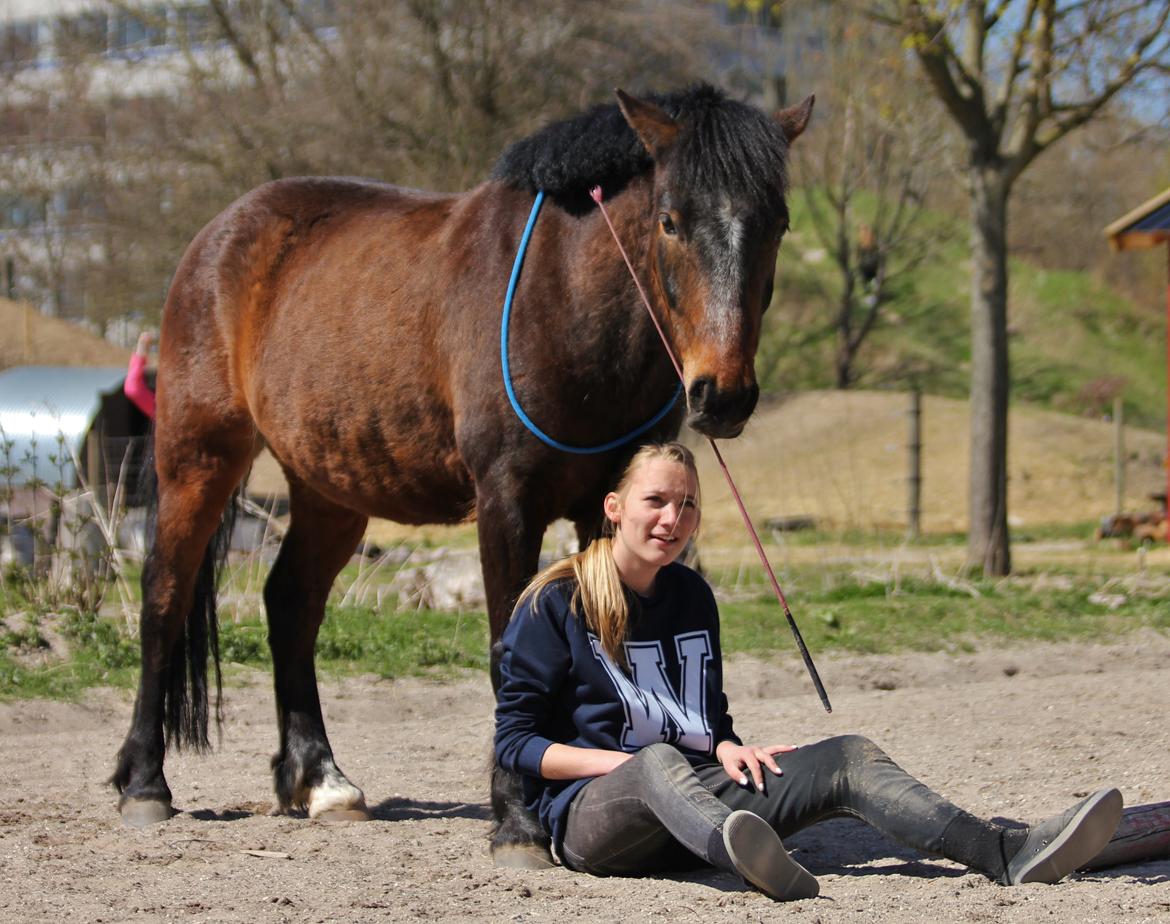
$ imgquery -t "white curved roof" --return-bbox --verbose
[0,365,128,488]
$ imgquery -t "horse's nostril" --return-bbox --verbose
[687,377,715,410]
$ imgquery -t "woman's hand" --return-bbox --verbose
[716,741,798,792]
[135,330,156,357]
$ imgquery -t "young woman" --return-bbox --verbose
[494,442,1122,901]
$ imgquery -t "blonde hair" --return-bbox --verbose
[514,442,699,666]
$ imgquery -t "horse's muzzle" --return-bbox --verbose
[685,378,759,439]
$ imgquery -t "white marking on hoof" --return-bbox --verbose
[307,764,369,821]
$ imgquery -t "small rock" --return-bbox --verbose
[1088,592,1126,609]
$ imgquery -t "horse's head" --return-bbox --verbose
[616,88,812,439]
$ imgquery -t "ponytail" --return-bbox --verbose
[513,536,631,667]
[571,536,630,666]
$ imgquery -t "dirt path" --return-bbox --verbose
[2,634,1169,923]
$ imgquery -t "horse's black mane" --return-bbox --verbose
[492,84,790,215]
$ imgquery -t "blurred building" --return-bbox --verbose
[0,0,334,327]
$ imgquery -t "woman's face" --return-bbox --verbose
[605,458,700,582]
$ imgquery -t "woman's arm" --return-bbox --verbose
[538,743,631,780]
[494,593,574,780]
[496,592,635,782]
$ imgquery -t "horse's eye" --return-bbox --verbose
[659,213,677,236]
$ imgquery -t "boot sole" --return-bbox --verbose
[723,810,819,901]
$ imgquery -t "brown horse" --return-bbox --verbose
[110,84,812,866]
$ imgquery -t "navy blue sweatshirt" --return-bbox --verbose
[494,562,740,856]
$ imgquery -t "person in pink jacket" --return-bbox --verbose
[124,331,156,419]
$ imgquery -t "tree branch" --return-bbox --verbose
[207,0,267,92]
[1013,3,1170,178]
[900,1,993,144]
[990,0,1039,137]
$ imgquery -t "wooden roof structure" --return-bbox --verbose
[1105,187,1170,252]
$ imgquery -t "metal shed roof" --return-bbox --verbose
[0,365,127,488]
[1104,187,1170,252]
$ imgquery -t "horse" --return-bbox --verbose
[110,83,812,867]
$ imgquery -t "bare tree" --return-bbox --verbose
[103,0,714,192]
[869,0,1170,574]
[793,11,941,389]
[3,0,717,325]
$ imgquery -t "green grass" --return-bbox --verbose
[0,601,491,702]
[720,576,1170,657]
[766,525,968,548]
[4,559,1167,701]
[1010,520,1105,543]
[719,521,1101,551]
[0,611,140,700]
[219,604,490,677]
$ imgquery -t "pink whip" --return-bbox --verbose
[590,185,831,713]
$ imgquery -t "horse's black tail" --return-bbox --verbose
[165,498,236,753]
[139,432,239,754]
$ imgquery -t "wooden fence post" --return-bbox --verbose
[907,388,922,539]
[1114,396,1125,517]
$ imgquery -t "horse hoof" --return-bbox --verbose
[306,768,369,821]
[314,806,371,823]
[491,843,556,870]
[120,798,174,828]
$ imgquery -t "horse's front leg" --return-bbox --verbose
[475,478,554,869]
[265,478,370,820]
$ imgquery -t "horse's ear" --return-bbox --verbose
[616,89,680,159]
[775,95,815,144]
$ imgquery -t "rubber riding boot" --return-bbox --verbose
[721,810,819,901]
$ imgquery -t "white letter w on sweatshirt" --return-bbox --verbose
[590,631,713,753]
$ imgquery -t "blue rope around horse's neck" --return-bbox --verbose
[501,190,682,455]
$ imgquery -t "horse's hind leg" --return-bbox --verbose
[265,476,369,820]
[112,430,253,826]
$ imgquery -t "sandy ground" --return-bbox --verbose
[2,634,1169,924]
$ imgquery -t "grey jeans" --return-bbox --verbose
[560,735,973,876]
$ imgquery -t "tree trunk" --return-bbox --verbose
[835,324,856,388]
[967,166,1011,575]
[835,273,856,389]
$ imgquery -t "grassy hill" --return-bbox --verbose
[0,298,130,369]
[361,389,1165,550]
[764,198,1167,429]
[688,389,1165,544]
